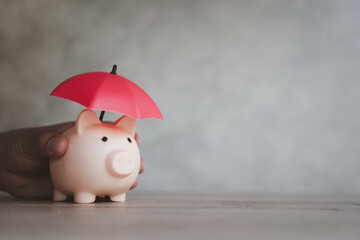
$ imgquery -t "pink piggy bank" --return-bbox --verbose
[50,109,140,204]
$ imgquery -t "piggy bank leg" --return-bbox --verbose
[74,192,96,204]
[110,192,126,202]
[53,189,67,202]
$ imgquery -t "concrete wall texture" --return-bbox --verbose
[0,0,359,193]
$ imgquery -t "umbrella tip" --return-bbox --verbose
[110,64,117,75]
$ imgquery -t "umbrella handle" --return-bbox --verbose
[99,111,105,121]
[99,65,116,121]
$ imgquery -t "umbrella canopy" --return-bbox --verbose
[50,65,163,120]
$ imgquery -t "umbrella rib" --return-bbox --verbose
[87,78,106,111]
[123,79,141,119]
[90,76,140,119]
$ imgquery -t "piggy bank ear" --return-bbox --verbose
[75,109,101,135]
[115,116,137,136]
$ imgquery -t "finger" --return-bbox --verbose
[130,180,138,190]
[17,130,68,160]
[139,158,145,174]
[135,133,140,146]
[40,132,69,158]
[18,124,72,159]
[0,124,71,176]
[39,122,73,158]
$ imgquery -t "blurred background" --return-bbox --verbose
[0,0,359,194]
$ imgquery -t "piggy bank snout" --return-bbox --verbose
[107,151,136,177]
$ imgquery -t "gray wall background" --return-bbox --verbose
[1,0,359,194]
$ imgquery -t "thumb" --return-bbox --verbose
[33,122,73,158]
[0,123,71,175]
[39,132,68,158]
[16,123,72,159]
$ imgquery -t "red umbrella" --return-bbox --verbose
[50,65,163,121]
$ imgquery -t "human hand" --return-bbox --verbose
[0,123,144,198]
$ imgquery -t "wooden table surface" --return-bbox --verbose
[0,191,359,240]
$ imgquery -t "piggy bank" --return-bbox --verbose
[50,109,140,204]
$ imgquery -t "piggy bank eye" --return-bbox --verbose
[102,136,108,142]
[127,138,132,143]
